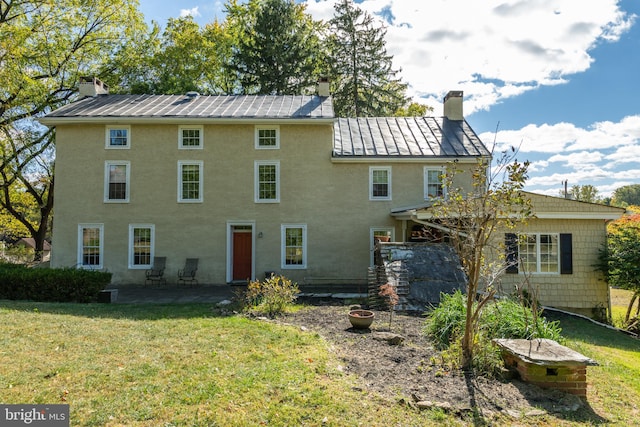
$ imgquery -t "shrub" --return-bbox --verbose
[0,263,111,303]
[425,290,563,375]
[244,274,299,317]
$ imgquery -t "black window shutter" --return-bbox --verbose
[560,233,573,274]
[505,233,518,274]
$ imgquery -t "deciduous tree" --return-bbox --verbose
[430,151,532,370]
[0,0,146,260]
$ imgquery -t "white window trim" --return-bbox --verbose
[105,125,131,149]
[77,223,104,270]
[128,224,155,269]
[178,160,204,203]
[369,166,392,201]
[255,125,280,149]
[424,166,446,200]
[518,233,561,275]
[254,160,280,203]
[281,224,307,269]
[104,160,130,203]
[178,125,204,149]
[370,227,394,266]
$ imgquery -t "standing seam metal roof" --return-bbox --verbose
[333,117,490,158]
[42,94,490,159]
[43,94,335,119]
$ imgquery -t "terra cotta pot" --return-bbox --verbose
[348,309,375,329]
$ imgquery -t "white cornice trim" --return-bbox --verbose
[38,117,334,126]
[331,156,488,164]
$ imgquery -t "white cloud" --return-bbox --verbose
[303,0,634,113]
[180,6,200,18]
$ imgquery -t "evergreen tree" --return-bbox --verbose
[227,0,324,95]
[328,0,408,117]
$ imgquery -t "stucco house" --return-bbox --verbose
[40,81,623,316]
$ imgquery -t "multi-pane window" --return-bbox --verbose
[179,126,203,149]
[424,167,445,199]
[178,161,203,202]
[78,224,103,269]
[255,126,279,149]
[104,161,129,202]
[370,166,391,200]
[282,224,307,268]
[255,161,279,202]
[129,224,154,269]
[106,126,130,148]
[518,233,559,273]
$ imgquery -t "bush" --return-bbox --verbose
[0,263,111,303]
[425,290,563,375]
[244,274,299,317]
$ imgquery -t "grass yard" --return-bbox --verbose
[1,299,640,426]
[610,287,636,327]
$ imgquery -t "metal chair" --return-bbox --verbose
[178,258,199,286]
[145,256,167,285]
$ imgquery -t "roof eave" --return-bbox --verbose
[38,116,335,127]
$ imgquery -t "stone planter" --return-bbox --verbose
[348,309,375,329]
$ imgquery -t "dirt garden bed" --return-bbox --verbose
[276,304,598,421]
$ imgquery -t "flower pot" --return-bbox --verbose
[348,309,375,329]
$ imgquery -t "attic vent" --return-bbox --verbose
[185,91,200,100]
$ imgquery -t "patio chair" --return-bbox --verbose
[178,258,199,286]
[145,256,167,285]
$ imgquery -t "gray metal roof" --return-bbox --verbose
[333,117,490,158]
[41,94,334,122]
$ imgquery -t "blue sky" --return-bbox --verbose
[137,0,640,198]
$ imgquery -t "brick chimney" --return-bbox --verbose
[79,77,109,97]
[443,90,463,120]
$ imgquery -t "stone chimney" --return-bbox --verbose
[79,77,109,97]
[317,77,330,97]
[443,90,463,120]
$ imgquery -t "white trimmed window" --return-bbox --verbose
[105,126,130,149]
[255,161,280,203]
[178,161,203,202]
[424,167,445,199]
[518,233,560,274]
[282,224,307,269]
[370,166,391,200]
[104,161,130,203]
[179,126,203,149]
[255,126,279,149]
[78,224,104,269]
[129,224,155,269]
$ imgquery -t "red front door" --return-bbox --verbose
[232,231,252,281]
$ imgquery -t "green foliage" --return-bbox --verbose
[0,263,111,303]
[426,291,562,374]
[244,274,300,317]
[425,291,468,350]
[560,184,602,203]
[227,0,324,95]
[327,0,408,116]
[612,184,640,207]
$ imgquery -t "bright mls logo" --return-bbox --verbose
[1,404,69,426]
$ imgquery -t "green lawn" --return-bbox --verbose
[1,300,639,426]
